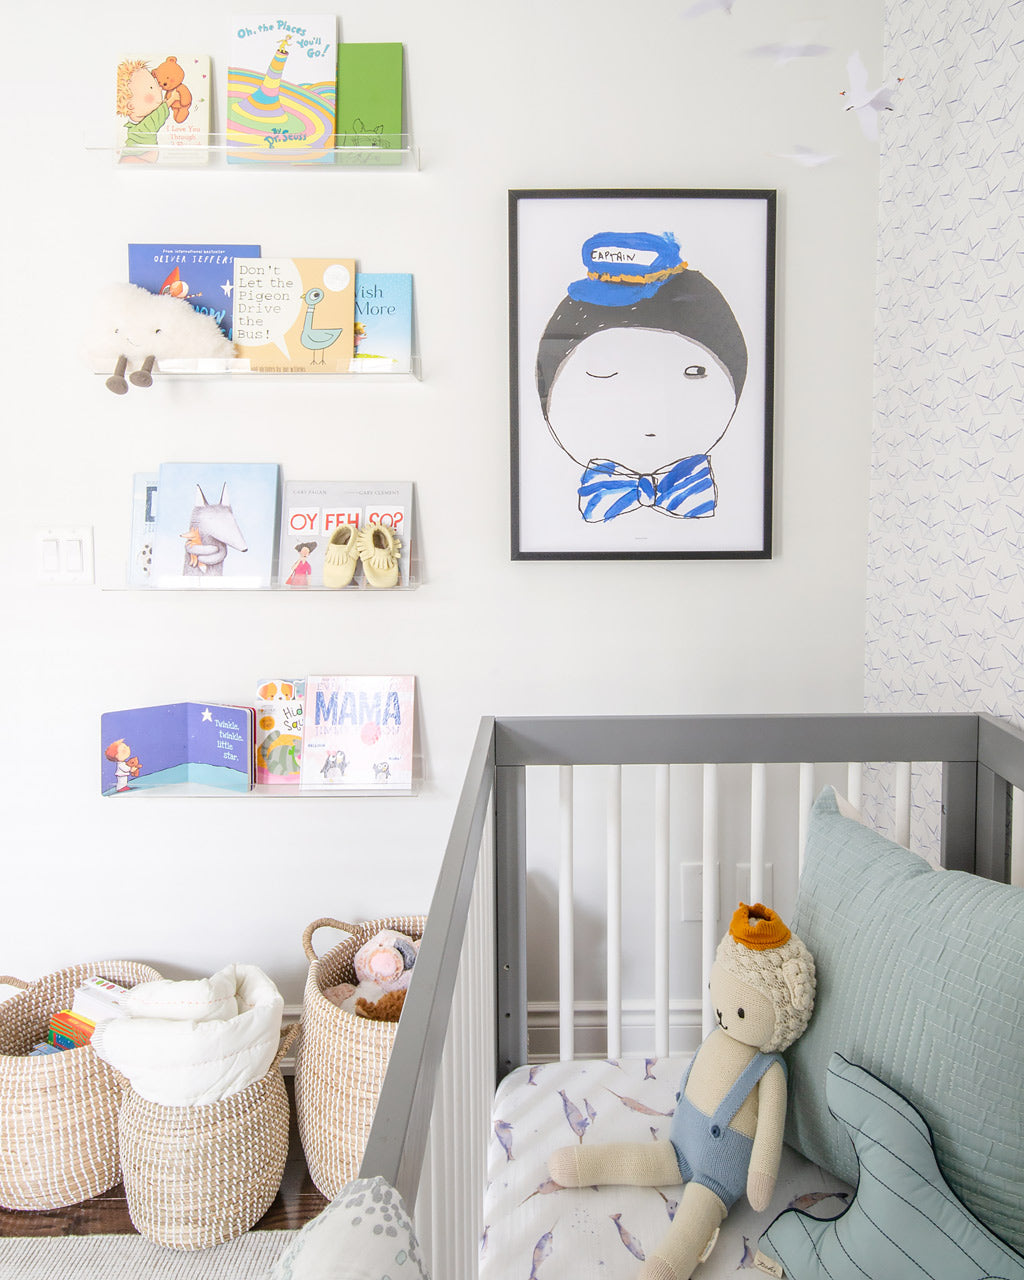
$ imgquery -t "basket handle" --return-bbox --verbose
[0,976,30,990]
[273,1021,300,1068]
[302,918,358,962]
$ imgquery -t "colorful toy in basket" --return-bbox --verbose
[323,927,420,1022]
[549,903,816,1280]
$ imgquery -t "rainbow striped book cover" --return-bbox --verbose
[227,16,337,162]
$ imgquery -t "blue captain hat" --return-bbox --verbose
[567,231,688,306]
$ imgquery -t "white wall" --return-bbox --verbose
[0,0,881,1002]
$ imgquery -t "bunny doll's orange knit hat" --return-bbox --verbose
[729,902,791,951]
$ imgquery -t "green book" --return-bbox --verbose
[335,42,403,158]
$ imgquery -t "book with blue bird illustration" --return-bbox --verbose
[232,258,356,371]
[350,273,413,373]
[101,702,255,795]
[128,244,261,342]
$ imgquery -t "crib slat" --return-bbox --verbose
[654,764,671,1059]
[702,763,719,1038]
[846,761,863,809]
[559,764,574,1061]
[607,765,623,1060]
[895,761,912,847]
[750,762,767,905]
[1012,786,1024,888]
[798,763,814,873]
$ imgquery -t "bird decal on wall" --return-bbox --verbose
[299,286,343,365]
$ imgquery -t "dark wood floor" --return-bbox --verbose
[0,1076,327,1237]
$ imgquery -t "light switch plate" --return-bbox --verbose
[35,526,94,584]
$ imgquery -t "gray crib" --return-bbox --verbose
[357,712,1024,1279]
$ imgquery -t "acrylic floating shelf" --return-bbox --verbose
[105,780,419,798]
[85,131,419,171]
[89,354,422,382]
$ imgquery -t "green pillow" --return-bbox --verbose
[763,1054,1024,1279]
[785,787,1024,1254]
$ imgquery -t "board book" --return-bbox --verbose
[233,258,356,372]
[149,461,280,589]
[255,677,306,784]
[299,675,415,792]
[336,42,403,164]
[351,274,413,373]
[128,244,261,342]
[127,472,158,587]
[101,702,256,795]
[277,481,413,587]
[227,16,337,162]
[115,54,211,163]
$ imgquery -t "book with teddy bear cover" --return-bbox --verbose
[115,55,211,163]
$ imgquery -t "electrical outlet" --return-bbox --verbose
[680,863,703,921]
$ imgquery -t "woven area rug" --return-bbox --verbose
[0,1231,293,1279]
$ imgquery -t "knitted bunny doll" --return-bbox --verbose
[549,904,816,1280]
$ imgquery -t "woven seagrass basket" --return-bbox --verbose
[0,960,163,1211]
[116,1022,298,1250]
[294,915,425,1199]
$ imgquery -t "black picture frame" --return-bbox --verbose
[510,189,776,560]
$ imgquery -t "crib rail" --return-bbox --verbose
[359,716,497,1276]
[357,712,1024,1280]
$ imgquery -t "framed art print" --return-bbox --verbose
[510,189,776,560]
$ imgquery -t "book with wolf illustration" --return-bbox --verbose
[101,703,255,795]
[226,17,337,162]
[148,462,280,588]
[115,55,211,163]
[128,244,261,342]
[277,481,413,587]
[299,675,415,791]
[255,677,306,784]
[233,258,356,372]
[350,274,413,373]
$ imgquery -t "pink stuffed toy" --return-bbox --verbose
[354,929,420,992]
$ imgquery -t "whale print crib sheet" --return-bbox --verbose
[482,1055,851,1280]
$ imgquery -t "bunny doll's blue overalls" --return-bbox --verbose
[669,1051,786,1207]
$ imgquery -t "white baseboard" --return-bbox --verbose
[527,998,703,1061]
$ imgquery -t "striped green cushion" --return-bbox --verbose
[785,787,1024,1254]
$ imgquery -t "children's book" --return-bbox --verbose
[115,55,211,164]
[350,274,413,373]
[100,702,256,795]
[128,472,158,587]
[277,481,413,587]
[255,677,306,784]
[226,17,337,162]
[127,244,261,343]
[299,676,415,791]
[336,43,403,162]
[149,462,280,589]
[233,258,356,372]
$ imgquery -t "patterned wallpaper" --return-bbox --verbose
[864,1,1024,851]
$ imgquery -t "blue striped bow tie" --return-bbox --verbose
[578,455,717,522]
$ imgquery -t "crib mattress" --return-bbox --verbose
[483,1055,851,1279]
